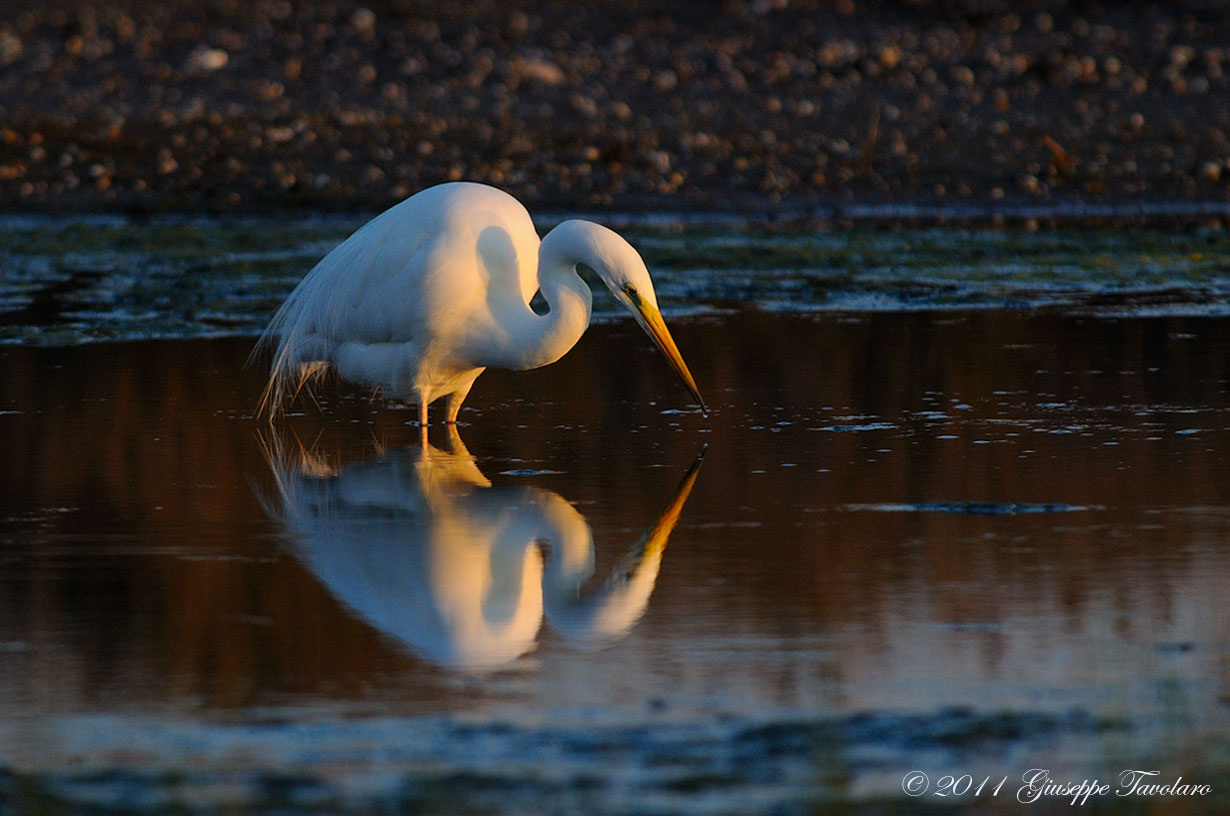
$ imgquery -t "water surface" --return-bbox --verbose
[0,220,1228,814]
[5,217,1230,345]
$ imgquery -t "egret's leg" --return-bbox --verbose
[415,396,429,449]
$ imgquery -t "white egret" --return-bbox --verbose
[256,182,706,423]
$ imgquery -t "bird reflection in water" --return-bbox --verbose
[260,427,704,671]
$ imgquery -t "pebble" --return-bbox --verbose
[0,0,1228,214]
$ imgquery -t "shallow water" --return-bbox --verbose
[5,217,1230,346]
[1,221,1229,814]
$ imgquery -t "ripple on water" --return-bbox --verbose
[0,705,1133,814]
[809,422,897,432]
[845,501,1094,515]
[5,219,1230,344]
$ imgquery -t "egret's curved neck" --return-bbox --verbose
[502,220,603,371]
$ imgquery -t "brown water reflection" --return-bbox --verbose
[0,311,1227,811]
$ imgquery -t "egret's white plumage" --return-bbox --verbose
[256,182,705,423]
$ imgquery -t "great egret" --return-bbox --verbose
[256,182,706,423]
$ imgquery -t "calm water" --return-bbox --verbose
[1,220,1228,814]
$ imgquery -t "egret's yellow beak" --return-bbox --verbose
[631,299,708,416]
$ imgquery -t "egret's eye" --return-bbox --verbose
[623,284,637,298]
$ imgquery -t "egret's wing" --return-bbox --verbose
[255,184,539,415]
[253,204,430,411]
[261,204,430,349]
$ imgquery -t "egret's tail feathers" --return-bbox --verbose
[258,359,331,420]
[253,228,366,419]
[253,286,334,420]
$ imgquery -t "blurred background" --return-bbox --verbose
[2,0,1230,214]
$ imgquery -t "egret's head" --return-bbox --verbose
[592,235,707,416]
[546,219,707,415]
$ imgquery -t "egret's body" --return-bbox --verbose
[257,182,704,422]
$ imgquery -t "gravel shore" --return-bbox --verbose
[2,0,1230,217]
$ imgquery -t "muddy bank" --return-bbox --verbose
[2,0,1230,217]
